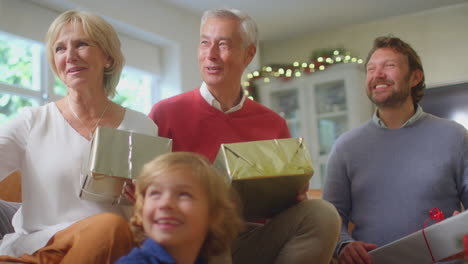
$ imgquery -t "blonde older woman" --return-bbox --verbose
[0,10,157,263]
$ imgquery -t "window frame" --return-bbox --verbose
[0,31,50,119]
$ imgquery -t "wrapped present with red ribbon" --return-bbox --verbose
[369,208,468,264]
[464,234,468,262]
[421,208,446,262]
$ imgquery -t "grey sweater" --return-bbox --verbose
[323,112,468,249]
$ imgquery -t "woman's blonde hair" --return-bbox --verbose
[131,152,244,258]
[45,9,124,97]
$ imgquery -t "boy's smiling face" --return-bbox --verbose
[142,167,211,252]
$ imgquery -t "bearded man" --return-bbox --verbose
[323,36,468,264]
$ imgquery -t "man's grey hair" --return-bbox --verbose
[200,8,258,47]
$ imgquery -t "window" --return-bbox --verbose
[0,31,158,125]
[0,32,43,124]
[114,67,156,115]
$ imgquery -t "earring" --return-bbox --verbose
[105,63,110,68]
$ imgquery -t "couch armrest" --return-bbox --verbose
[0,171,22,202]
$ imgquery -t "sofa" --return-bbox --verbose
[0,171,21,239]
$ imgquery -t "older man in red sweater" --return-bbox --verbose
[149,8,340,264]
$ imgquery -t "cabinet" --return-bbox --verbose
[255,63,372,189]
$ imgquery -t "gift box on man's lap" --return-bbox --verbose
[213,138,313,221]
[80,126,172,205]
[369,210,468,264]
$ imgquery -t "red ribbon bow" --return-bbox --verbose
[423,208,446,263]
[429,208,445,223]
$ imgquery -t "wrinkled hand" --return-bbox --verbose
[123,180,136,204]
[296,182,310,202]
[338,241,378,264]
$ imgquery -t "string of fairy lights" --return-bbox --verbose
[243,48,364,100]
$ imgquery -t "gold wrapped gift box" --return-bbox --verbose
[213,138,313,220]
[80,126,172,205]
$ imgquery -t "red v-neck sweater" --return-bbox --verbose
[149,88,291,162]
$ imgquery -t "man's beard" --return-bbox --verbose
[368,75,412,108]
[368,87,411,108]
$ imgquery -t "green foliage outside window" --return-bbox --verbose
[0,93,38,124]
[113,68,153,114]
[54,76,67,96]
[0,33,35,89]
[0,33,40,124]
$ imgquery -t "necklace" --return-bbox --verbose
[67,96,110,139]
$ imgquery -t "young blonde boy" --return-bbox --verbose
[117,152,243,264]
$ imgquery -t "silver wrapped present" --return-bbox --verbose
[80,126,172,205]
[213,138,313,220]
[369,210,468,264]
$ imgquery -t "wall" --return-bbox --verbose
[0,0,203,100]
[261,3,468,88]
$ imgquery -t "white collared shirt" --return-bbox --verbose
[199,82,246,113]
[372,105,424,128]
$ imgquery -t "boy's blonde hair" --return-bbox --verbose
[131,152,244,258]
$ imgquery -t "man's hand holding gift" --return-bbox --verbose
[338,241,378,264]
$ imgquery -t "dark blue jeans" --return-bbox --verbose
[0,200,20,239]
